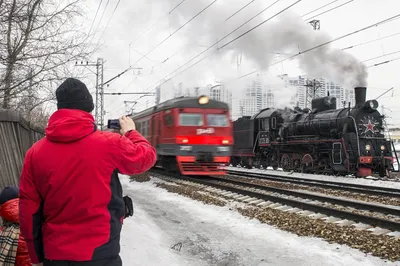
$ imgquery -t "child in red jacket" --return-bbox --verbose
[0,186,32,266]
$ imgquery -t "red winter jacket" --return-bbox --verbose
[0,198,31,266]
[19,109,156,264]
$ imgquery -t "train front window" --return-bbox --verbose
[207,114,229,127]
[179,113,204,126]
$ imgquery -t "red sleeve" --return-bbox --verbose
[112,130,157,175]
[19,148,44,264]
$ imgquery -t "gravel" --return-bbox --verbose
[153,177,400,262]
[211,180,400,223]
[238,207,400,262]
[154,181,227,207]
[224,175,400,206]
[129,172,151,182]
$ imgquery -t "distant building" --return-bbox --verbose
[280,74,354,109]
[237,75,275,117]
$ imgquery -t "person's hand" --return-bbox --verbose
[119,116,136,135]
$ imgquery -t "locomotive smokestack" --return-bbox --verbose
[354,87,367,106]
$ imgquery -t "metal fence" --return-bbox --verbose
[0,109,44,189]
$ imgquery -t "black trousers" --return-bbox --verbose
[43,255,122,266]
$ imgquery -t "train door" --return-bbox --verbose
[332,142,342,164]
[151,114,160,148]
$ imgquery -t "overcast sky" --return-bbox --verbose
[73,0,400,126]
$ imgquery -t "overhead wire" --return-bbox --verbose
[106,0,284,113]
[237,12,400,80]
[341,31,400,50]
[108,0,306,114]
[97,0,122,42]
[92,0,111,36]
[300,0,339,18]
[225,0,257,21]
[217,0,301,51]
[102,0,218,89]
[304,0,355,21]
[87,0,104,36]
[362,49,400,63]
[129,0,189,46]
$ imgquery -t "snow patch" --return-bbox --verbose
[227,166,400,189]
[119,176,398,266]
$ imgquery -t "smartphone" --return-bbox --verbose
[107,119,121,129]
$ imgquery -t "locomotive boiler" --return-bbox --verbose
[231,87,394,177]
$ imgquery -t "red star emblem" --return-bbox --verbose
[363,120,375,133]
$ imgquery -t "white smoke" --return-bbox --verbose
[143,0,368,88]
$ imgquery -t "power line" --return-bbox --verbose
[97,0,121,42]
[225,0,257,21]
[217,0,302,51]
[129,0,218,68]
[367,56,400,68]
[102,0,218,88]
[342,31,400,51]
[92,0,111,36]
[238,12,400,80]
[301,0,339,18]
[362,49,400,63]
[304,0,355,21]
[106,0,284,113]
[129,0,189,46]
[88,0,104,36]
[108,1,300,114]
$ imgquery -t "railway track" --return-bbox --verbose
[227,169,400,198]
[150,167,400,234]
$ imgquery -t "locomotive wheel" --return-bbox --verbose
[280,154,292,172]
[230,157,238,167]
[246,157,253,169]
[291,154,301,172]
[301,154,313,173]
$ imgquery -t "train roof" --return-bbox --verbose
[129,96,230,119]
[252,108,279,119]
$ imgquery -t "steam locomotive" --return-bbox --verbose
[231,87,394,177]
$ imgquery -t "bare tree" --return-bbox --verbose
[0,0,99,109]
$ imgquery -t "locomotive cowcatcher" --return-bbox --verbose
[129,95,233,175]
[231,87,394,177]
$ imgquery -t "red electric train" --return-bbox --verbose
[129,95,233,175]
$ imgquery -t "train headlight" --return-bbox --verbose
[365,145,371,151]
[381,145,385,151]
[222,140,229,144]
[198,95,209,105]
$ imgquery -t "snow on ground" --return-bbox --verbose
[119,176,399,266]
[227,166,400,189]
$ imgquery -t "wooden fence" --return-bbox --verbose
[0,109,44,189]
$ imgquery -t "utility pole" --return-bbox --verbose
[96,58,105,129]
[75,58,105,128]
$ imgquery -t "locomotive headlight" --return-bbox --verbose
[365,145,371,151]
[222,139,229,144]
[381,145,385,151]
[198,95,209,105]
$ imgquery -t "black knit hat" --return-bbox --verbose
[56,78,94,113]
[0,186,19,204]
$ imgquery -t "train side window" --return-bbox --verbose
[259,119,265,130]
[164,115,173,127]
[137,122,142,133]
[271,117,276,129]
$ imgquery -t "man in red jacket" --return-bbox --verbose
[19,78,157,266]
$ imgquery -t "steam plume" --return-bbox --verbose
[145,0,368,88]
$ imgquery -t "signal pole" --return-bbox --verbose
[309,20,320,30]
